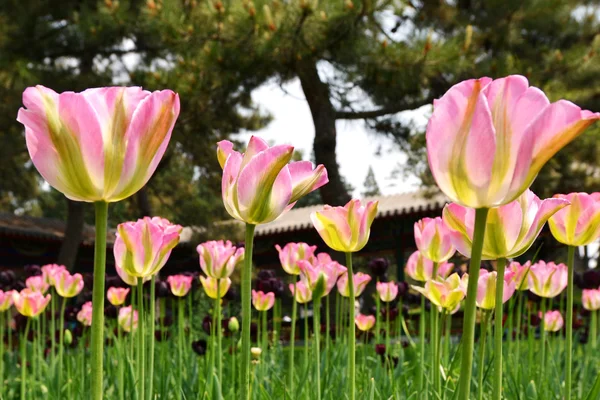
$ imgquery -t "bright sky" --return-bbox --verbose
[235,78,430,198]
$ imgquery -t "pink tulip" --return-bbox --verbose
[298,258,346,296]
[26,275,50,294]
[549,193,600,246]
[311,199,379,253]
[528,261,568,298]
[475,270,516,310]
[77,301,93,326]
[118,305,138,333]
[115,264,150,287]
[414,217,455,263]
[337,272,371,297]
[114,216,182,280]
[197,240,244,279]
[12,289,51,317]
[541,310,564,332]
[426,75,600,208]
[41,264,67,286]
[167,275,193,297]
[355,314,376,332]
[507,261,532,291]
[444,190,569,260]
[275,242,317,275]
[54,270,84,298]
[107,287,130,306]
[405,250,454,282]
[412,273,468,312]
[17,86,180,202]
[289,281,312,304]
[376,281,399,302]
[199,276,231,299]
[582,289,600,311]
[251,290,275,311]
[0,290,14,312]
[217,136,328,224]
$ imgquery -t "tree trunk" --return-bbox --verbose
[296,58,351,206]
[57,199,85,270]
[136,187,153,217]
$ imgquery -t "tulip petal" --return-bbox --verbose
[217,140,235,169]
[311,207,353,252]
[288,161,329,203]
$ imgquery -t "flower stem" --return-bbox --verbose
[325,294,330,373]
[20,318,31,400]
[492,257,507,400]
[431,262,439,395]
[240,223,256,400]
[457,207,489,400]
[313,295,322,400]
[418,296,426,392]
[217,277,223,388]
[148,276,156,400]
[288,280,297,395]
[591,310,597,351]
[477,312,489,400]
[385,302,391,358]
[137,277,145,400]
[59,296,66,393]
[376,281,381,343]
[565,245,575,400]
[178,298,184,400]
[540,297,546,383]
[345,252,356,400]
[90,201,108,400]
[304,302,309,374]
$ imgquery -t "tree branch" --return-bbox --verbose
[334,96,434,120]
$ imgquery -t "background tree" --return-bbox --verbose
[361,166,381,198]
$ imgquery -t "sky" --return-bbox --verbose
[234,78,430,198]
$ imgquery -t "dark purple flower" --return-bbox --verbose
[368,258,389,278]
[192,339,207,356]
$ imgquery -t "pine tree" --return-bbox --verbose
[362,166,381,198]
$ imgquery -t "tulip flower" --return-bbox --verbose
[118,306,138,333]
[289,281,312,304]
[107,287,130,306]
[337,272,371,297]
[541,310,564,332]
[311,199,378,253]
[275,242,317,275]
[298,259,346,296]
[197,240,244,279]
[507,261,532,291]
[475,270,516,310]
[355,314,376,331]
[426,75,600,209]
[199,276,231,300]
[376,281,399,302]
[412,273,467,312]
[414,217,456,263]
[251,290,275,311]
[217,136,328,225]
[17,86,180,202]
[528,261,568,298]
[0,290,14,311]
[114,217,182,281]
[583,289,600,311]
[54,270,84,298]
[444,190,569,260]
[250,347,262,359]
[12,289,51,317]
[405,250,454,282]
[77,301,93,326]
[548,193,600,246]
[115,264,150,287]
[167,275,193,297]
[41,264,67,286]
[25,275,50,294]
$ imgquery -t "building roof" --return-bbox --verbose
[254,191,448,237]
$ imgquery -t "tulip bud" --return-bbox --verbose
[251,347,262,359]
[228,317,240,332]
[64,329,73,345]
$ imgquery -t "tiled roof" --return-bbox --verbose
[254,191,448,237]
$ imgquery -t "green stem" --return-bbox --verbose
[565,245,575,400]
[0,312,3,398]
[477,312,489,400]
[137,277,145,400]
[240,223,256,400]
[437,311,447,395]
[51,287,56,365]
[457,207,489,400]
[178,298,184,400]
[325,294,330,373]
[288,280,297,395]
[492,257,507,400]
[540,298,546,383]
[130,285,135,362]
[313,295,322,400]
[385,302,391,358]
[376,280,381,343]
[418,296,426,392]
[148,276,156,400]
[345,252,356,400]
[591,310,597,351]
[20,318,31,400]
[304,302,309,373]
[59,296,66,393]
[90,201,108,400]
[118,322,124,400]
[217,278,223,387]
[431,261,439,395]
[262,309,267,351]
